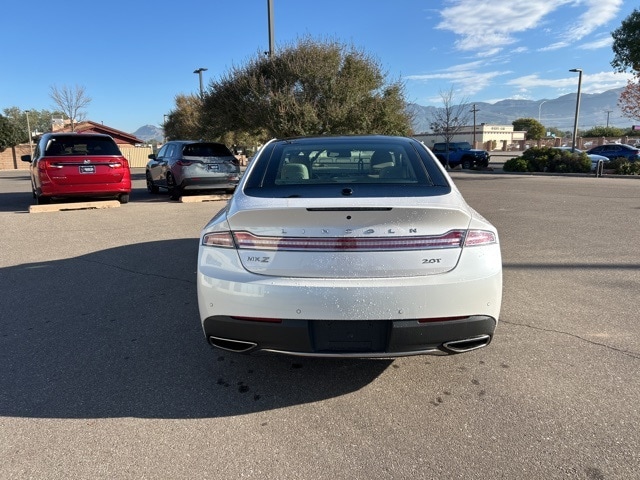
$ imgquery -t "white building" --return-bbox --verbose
[414,124,527,151]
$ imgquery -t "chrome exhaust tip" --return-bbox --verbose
[442,334,491,353]
[208,336,257,353]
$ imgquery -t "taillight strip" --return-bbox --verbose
[232,230,464,251]
[202,230,496,251]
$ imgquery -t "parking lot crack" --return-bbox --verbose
[78,258,196,285]
[500,319,640,360]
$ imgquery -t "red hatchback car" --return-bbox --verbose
[22,133,132,204]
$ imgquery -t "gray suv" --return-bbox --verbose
[146,141,240,199]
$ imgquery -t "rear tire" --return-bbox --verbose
[36,194,50,205]
[167,173,181,200]
[146,172,159,194]
[118,193,130,204]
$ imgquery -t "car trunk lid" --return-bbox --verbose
[43,155,129,185]
[226,203,472,278]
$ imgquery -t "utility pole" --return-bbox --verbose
[569,68,583,152]
[605,110,612,128]
[25,110,34,157]
[470,104,479,147]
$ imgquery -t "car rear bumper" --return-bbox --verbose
[180,176,240,191]
[201,315,497,357]
[38,182,131,197]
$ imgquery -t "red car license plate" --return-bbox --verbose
[79,165,95,174]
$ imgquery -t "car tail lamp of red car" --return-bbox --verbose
[109,160,128,169]
[41,159,62,170]
[202,230,496,251]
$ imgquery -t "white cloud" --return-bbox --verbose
[406,64,511,97]
[562,0,623,42]
[506,71,633,94]
[436,0,568,52]
[436,0,623,54]
[579,36,614,50]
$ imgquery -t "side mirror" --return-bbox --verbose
[21,154,32,163]
[148,153,157,160]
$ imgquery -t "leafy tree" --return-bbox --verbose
[546,126,566,139]
[618,78,640,121]
[3,107,60,140]
[611,9,640,73]
[164,94,203,141]
[200,37,412,140]
[429,87,471,168]
[512,118,545,140]
[582,126,626,137]
[0,114,21,151]
[49,84,91,131]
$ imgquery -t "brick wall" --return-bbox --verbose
[0,144,31,170]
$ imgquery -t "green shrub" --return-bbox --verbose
[611,158,640,175]
[516,146,591,173]
[503,157,529,172]
[547,152,591,173]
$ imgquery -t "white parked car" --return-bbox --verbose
[553,146,609,171]
[197,135,502,357]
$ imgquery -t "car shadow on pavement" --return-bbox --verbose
[0,239,391,419]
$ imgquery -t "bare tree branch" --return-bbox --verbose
[429,87,471,168]
[49,85,92,132]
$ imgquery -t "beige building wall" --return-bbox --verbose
[414,124,526,150]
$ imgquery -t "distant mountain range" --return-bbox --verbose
[410,87,633,133]
[132,124,164,142]
[131,88,634,140]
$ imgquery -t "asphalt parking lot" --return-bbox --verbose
[1,168,639,479]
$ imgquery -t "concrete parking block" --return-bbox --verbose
[179,194,231,203]
[29,200,121,213]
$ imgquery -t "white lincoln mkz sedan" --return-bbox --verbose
[197,135,502,357]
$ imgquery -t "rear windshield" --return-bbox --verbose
[243,138,451,198]
[45,136,121,156]
[183,143,233,157]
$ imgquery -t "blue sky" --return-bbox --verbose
[1,0,635,133]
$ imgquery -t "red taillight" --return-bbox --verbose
[176,160,195,166]
[201,229,496,251]
[42,159,62,170]
[202,232,235,248]
[231,230,466,251]
[464,230,497,246]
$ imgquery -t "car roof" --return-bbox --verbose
[44,132,113,139]
[271,134,412,144]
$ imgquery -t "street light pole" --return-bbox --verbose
[25,110,34,157]
[569,68,583,152]
[267,0,275,58]
[470,104,479,147]
[193,68,208,99]
[538,100,547,123]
